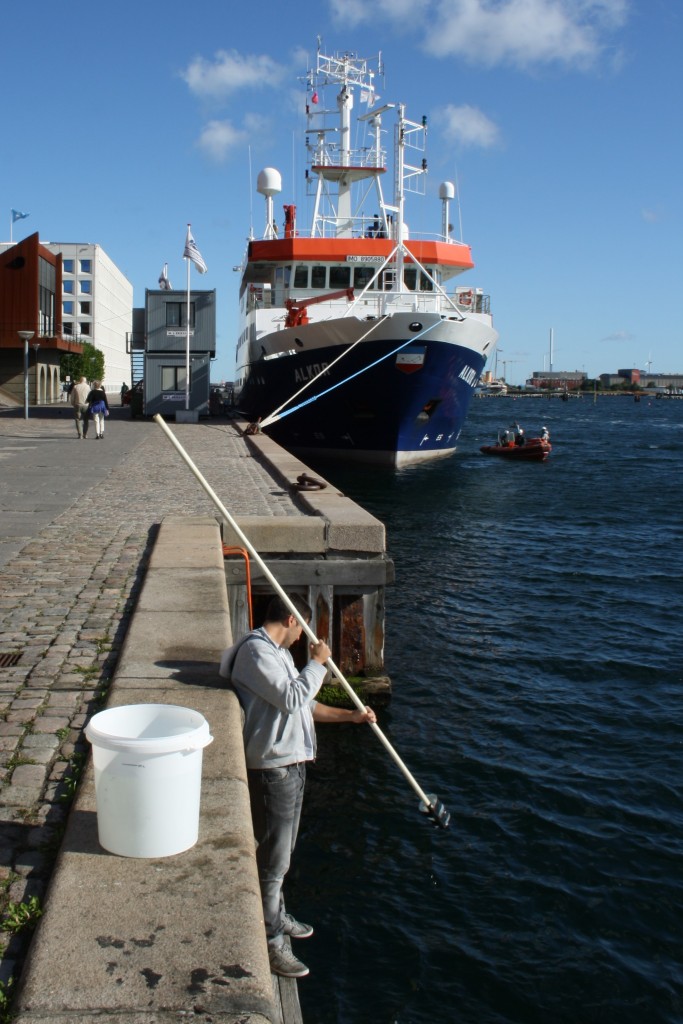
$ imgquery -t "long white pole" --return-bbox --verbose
[549,327,554,374]
[153,414,450,826]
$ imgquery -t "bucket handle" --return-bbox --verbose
[183,734,214,753]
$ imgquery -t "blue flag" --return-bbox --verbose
[11,209,30,223]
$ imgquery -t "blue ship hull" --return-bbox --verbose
[237,337,487,466]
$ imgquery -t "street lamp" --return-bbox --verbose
[32,342,41,405]
[18,330,35,419]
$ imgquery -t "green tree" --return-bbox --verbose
[60,342,105,385]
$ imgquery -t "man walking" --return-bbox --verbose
[219,593,376,978]
[70,376,90,439]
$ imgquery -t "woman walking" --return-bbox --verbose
[86,381,110,439]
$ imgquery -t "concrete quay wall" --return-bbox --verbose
[12,514,280,1024]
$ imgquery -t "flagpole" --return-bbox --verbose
[9,215,12,244]
[181,222,206,414]
[185,227,191,412]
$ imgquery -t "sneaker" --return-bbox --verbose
[283,913,314,939]
[268,943,310,978]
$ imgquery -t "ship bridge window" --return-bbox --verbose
[294,266,309,288]
[420,273,434,292]
[353,266,376,290]
[311,265,327,288]
[404,267,417,290]
[330,266,351,288]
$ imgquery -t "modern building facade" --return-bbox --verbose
[43,242,133,394]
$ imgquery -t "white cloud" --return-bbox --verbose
[426,0,629,69]
[197,120,249,161]
[196,113,273,162]
[181,50,286,98]
[327,0,629,70]
[328,0,431,27]
[435,103,500,147]
[602,330,634,342]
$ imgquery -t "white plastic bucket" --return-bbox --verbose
[85,704,213,858]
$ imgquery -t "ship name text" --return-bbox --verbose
[295,362,330,384]
[459,365,479,387]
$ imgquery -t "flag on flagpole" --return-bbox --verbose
[158,262,172,290]
[11,209,30,223]
[183,225,207,274]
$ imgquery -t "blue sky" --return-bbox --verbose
[3,0,681,385]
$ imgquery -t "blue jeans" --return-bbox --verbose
[247,763,306,950]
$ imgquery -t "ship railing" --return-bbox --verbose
[246,288,492,318]
[306,141,386,172]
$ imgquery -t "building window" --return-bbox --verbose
[80,301,91,314]
[80,259,92,273]
[63,259,74,274]
[63,301,74,314]
[38,256,56,336]
[64,280,74,294]
[63,323,73,335]
[161,366,189,391]
[80,323,91,336]
[81,280,92,294]
[165,302,195,327]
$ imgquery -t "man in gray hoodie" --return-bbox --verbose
[219,593,375,979]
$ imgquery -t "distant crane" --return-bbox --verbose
[501,358,519,382]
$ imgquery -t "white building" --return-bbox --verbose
[43,242,133,394]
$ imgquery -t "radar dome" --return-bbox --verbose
[439,181,456,200]
[257,168,282,197]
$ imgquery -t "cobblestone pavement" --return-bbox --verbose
[0,405,303,991]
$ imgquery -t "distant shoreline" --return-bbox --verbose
[475,391,682,399]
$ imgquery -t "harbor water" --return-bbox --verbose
[293,395,683,1024]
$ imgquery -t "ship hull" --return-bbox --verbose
[235,316,490,467]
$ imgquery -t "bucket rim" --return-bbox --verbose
[85,703,213,754]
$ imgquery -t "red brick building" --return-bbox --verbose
[0,233,83,405]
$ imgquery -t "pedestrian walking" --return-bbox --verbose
[70,377,91,439]
[86,381,110,439]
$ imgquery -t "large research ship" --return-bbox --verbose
[234,47,498,466]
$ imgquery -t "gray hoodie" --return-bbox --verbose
[219,627,326,769]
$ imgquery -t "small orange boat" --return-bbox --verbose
[480,426,551,461]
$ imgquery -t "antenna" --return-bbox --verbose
[454,163,464,240]
[248,146,254,241]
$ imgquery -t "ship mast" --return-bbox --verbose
[306,49,386,239]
